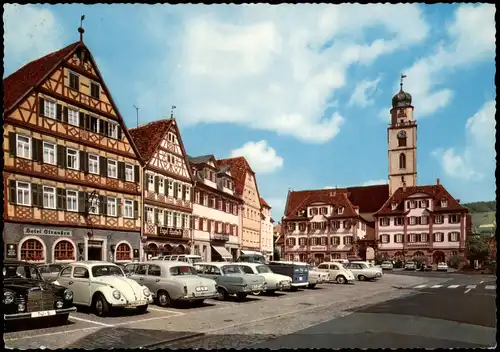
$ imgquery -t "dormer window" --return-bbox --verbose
[441,200,448,208]
[320,207,327,215]
[391,203,397,210]
[337,207,344,215]
[167,132,175,142]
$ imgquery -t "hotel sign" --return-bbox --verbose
[24,227,72,237]
[310,246,327,251]
[159,227,183,237]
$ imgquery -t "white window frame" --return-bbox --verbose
[125,164,134,182]
[395,234,403,243]
[409,200,416,209]
[195,191,200,203]
[43,186,56,209]
[44,99,57,119]
[226,201,230,213]
[381,218,390,226]
[158,209,164,226]
[420,216,428,225]
[337,207,344,215]
[146,207,154,224]
[420,233,428,243]
[176,183,182,199]
[175,213,181,228]
[43,142,56,165]
[147,173,155,192]
[167,211,173,227]
[391,203,397,210]
[450,232,459,242]
[203,194,208,206]
[344,236,353,245]
[107,197,117,217]
[88,195,99,215]
[88,154,99,174]
[16,181,31,206]
[89,115,99,134]
[435,215,443,224]
[167,179,173,196]
[124,199,134,219]
[183,214,189,229]
[66,190,78,212]
[449,214,459,224]
[67,148,79,170]
[441,200,448,208]
[107,122,118,139]
[409,233,417,243]
[16,135,32,159]
[203,219,207,231]
[68,108,79,126]
[434,232,443,242]
[158,177,165,194]
[409,217,416,225]
[107,159,118,179]
[185,186,191,201]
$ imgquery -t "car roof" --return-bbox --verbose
[143,261,193,267]
[234,262,264,267]
[67,261,118,267]
[268,261,308,266]
[197,262,235,267]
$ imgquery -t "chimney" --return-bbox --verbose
[436,178,440,185]
[456,199,460,204]
[402,181,407,192]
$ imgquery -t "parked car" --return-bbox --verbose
[404,261,417,271]
[315,262,355,284]
[437,262,449,272]
[196,262,265,300]
[53,261,153,317]
[123,262,141,275]
[420,264,433,271]
[156,255,203,266]
[128,261,217,307]
[306,265,328,288]
[237,253,267,264]
[4,260,76,327]
[380,261,394,270]
[235,263,292,294]
[352,261,383,275]
[37,263,67,282]
[345,262,382,281]
[267,261,309,289]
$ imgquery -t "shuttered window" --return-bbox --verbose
[66,190,78,212]
[16,182,31,206]
[43,186,56,209]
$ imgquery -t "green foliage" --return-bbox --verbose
[463,201,496,213]
[466,235,491,261]
[447,255,461,269]
[413,256,428,267]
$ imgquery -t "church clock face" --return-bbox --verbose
[397,130,406,138]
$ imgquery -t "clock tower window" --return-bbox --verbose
[397,130,407,147]
[399,153,406,169]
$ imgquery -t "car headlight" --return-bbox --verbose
[112,290,121,300]
[64,289,73,301]
[4,292,15,305]
[143,287,150,297]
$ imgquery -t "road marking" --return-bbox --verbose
[464,289,471,294]
[430,285,442,288]
[4,327,101,341]
[114,312,184,326]
[466,285,477,289]
[146,307,183,314]
[413,285,427,289]
[485,285,496,290]
[68,315,114,327]
[447,285,460,289]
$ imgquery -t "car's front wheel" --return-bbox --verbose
[217,287,229,301]
[308,283,316,289]
[358,275,366,281]
[156,290,171,307]
[93,293,111,317]
[336,275,347,284]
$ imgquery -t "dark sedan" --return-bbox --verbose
[3,260,76,328]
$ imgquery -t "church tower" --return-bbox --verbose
[388,75,417,196]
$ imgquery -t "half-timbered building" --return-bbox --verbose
[217,157,263,255]
[188,154,244,261]
[3,36,143,264]
[129,118,194,259]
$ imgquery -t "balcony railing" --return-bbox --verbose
[211,233,229,242]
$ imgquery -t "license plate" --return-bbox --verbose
[31,310,56,318]
[252,285,260,290]
[129,300,147,307]
[299,276,303,281]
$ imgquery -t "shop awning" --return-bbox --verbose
[212,246,233,260]
[241,250,263,256]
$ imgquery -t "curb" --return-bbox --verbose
[140,332,205,348]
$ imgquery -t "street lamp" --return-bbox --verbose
[83,190,99,239]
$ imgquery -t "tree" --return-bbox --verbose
[447,255,461,269]
[466,235,491,261]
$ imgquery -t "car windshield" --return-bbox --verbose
[221,265,244,275]
[190,258,202,264]
[3,264,43,280]
[382,261,392,264]
[256,265,272,274]
[169,266,197,276]
[91,265,125,277]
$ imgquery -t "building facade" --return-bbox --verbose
[3,39,143,264]
[129,119,194,260]
[188,155,243,261]
[217,157,263,254]
[260,198,274,260]
[282,79,469,264]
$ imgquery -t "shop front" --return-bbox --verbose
[3,222,140,264]
[142,227,192,260]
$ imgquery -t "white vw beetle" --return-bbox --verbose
[53,261,153,317]
[128,261,218,307]
[235,263,292,294]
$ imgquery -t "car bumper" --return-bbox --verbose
[4,307,77,321]
[112,297,153,308]
[179,293,218,301]
[291,282,308,288]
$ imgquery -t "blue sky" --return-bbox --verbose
[4,4,496,220]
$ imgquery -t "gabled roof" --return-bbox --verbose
[129,119,173,162]
[260,198,271,209]
[3,40,143,163]
[188,154,216,166]
[216,157,256,196]
[374,184,468,216]
[3,42,80,114]
[284,184,389,218]
[285,191,358,220]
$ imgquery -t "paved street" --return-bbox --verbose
[5,274,433,349]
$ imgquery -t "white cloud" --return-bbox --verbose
[383,4,495,119]
[348,77,381,107]
[230,140,284,174]
[3,4,65,75]
[432,100,495,180]
[138,4,429,143]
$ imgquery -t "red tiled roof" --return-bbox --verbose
[284,191,358,220]
[260,198,271,209]
[274,224,282,234]
[284,184,389,218]
[128,119,173,162]
[374,184,468,216]
[216,157,255,196]
[3,41,80,113]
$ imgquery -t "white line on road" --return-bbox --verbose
[466,285,477,289]
[447,285,460,289]
[413,285,427,289]
[464,289,472,294]
[430,285,442,288]
[114,312,184,326]
[146,307,184,315]
[485,285,496,290]
[69,315,115,327]
[4,327,101,342]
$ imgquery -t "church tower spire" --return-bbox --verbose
[388,74,417,196]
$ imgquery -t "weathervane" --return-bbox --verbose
[170,105,177,119]
[400,73,407,91]
[78,15,85,42]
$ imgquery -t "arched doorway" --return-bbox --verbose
[393,251,403,259]
[299,254,306,262]
[177,245,186,254]
[21,238,45,262]
[147,243,159,258]
[413,251,425,258]
[432,251,445,264]
[162,244,173,255]
[314,253,324,265]
[115,243,132,261]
